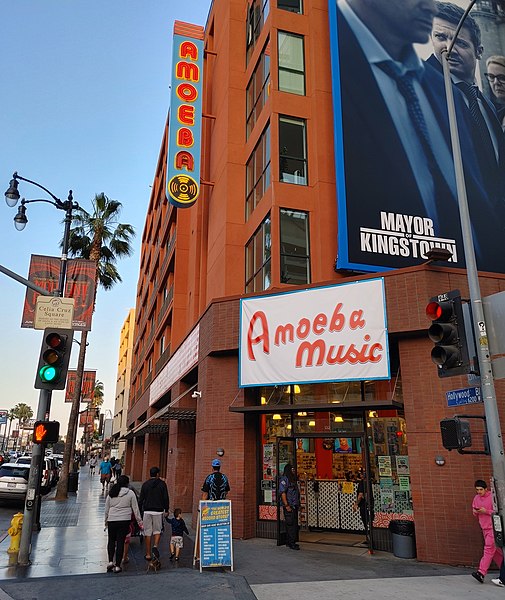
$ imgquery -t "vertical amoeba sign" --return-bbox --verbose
[166,21,205,209]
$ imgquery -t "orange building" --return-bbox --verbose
[125,0,505,567]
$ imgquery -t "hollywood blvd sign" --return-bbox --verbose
[166,22,204,209]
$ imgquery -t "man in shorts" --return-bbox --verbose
[139,466,170,561]
[99,456,112,491]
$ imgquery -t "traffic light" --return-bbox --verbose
[440,417,472,450]
[426,290,470,378]
[34,328,73,390]
[32,420,60,444]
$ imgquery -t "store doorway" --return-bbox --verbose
[275,433,371,547]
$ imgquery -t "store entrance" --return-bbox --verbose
[275,433,371,547]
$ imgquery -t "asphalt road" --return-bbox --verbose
[0,499,24,539]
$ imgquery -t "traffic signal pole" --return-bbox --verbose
[441,36,505,528]
[18,389,51,566]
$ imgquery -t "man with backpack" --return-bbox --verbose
[201,459,230,500]
[138,466,170,562]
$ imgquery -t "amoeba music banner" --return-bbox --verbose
[239,278,389,387]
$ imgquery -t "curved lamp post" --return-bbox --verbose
[5,172,80,296]
[4,171,80,566]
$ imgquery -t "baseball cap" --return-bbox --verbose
[212,459,221,467]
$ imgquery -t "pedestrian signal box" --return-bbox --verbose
[440,417,472,451]
[32,420,60,444]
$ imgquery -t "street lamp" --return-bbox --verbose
[4,171,80,566]
[5,172,80,296]
[440,0,505,532]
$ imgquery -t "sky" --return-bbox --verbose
[0,1,211,437]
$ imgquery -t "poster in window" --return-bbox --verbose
[399,476,411,491]
[396,456,410,476]
[328,0,505,274]
[378,456,392,477]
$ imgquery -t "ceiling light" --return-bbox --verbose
[297,411,307,417]
[261,396,266,405]
[308,420,315,427]
[272,414,281,421]
[334,416,344,423]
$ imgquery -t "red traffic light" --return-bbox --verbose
[46,332,66,349]
[426,300,453,321]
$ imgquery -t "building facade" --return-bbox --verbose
[124,0,505,567]
[112,308,136,460]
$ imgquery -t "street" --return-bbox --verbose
[0,500,24,540]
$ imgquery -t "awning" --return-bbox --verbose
[121,385,198,440]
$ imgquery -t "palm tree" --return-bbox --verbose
[13,403,34,426]
[56,193,135,500]
[5,409,17,452]
[90,380,105,409]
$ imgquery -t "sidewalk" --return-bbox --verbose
[0,470,501,599]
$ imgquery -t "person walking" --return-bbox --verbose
[201,459,230,500]
[89,455,97,476]
[353,471,374,546]
[138,466,170,562]
[104,475,143,573]
[278,463,300,550]
[99,456,112,492]
[166,508,189,561]
[471,479,503,583]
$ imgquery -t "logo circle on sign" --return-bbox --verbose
[168,174,199,205]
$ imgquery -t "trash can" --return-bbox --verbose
[389,519,416,558]
[68,471,79,493]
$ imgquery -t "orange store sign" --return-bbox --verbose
[166,21,204,209]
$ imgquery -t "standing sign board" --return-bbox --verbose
[196,500,233,572]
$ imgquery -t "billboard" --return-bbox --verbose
[328,0,505,274]
[21,255,97,330]
[239,278,389,387]
[166,21,205,209]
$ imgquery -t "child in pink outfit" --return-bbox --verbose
[471,479,503,584]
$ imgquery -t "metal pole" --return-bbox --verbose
[18,389,51,565]
[441,47,505,522]
[17,188,75,566]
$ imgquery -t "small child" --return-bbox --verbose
[166,508,189,561]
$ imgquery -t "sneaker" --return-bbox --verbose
[106,562,114,572]
[175,556,179,561]
[170,553,175,560]
[472,571,484,584]
[113,566,122,573]
[288,544,300,550]
[152,546,160,560]
[492,578,505,587]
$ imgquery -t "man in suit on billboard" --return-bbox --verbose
[335,0,505,273]
[427,1,505,205]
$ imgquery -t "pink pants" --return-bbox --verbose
[479,528,503,575]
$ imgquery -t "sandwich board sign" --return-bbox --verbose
[194,500,233,572]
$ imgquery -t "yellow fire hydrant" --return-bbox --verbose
[7,513,23,554]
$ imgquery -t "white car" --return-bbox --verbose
[14,456,53,494]
[0,463,30,502]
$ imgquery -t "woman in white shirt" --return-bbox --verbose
[104,475,142,572]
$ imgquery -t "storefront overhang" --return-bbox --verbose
[121,386,198,440]
[229,401,403,414]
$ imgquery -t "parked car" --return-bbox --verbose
[0,463,30,501]
[14,456,53,494]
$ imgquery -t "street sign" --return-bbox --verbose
[0,410,7,425]
[34,296,75,330]
[446,386,482,407]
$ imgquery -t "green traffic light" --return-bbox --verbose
[39,364,59,383]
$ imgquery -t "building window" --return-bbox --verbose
[278,0,302,13]
[279,116,307,185]
[247,0,270,63]
[278,32,305,95]
[246,41,270,139]
[160,335,165,355]
[280,209,310,285]
[246,124,271,219]
[246,215,271,293]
